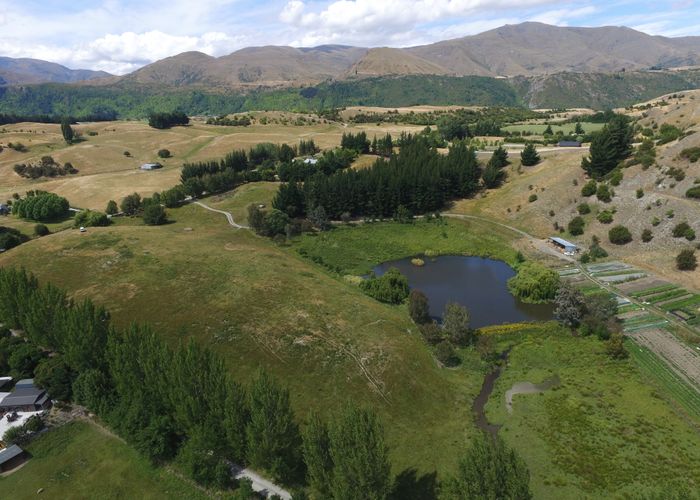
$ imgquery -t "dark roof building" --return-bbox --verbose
[0,445,26,472]
[15,379,34,389]
[0,386,50,412]
[558,140,582,147]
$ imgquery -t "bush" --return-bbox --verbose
[676,249,697,270]
[74,209,110,228]
[419,322,443,345]
[120,193,142,215]
[577,203,591,215]
[142,204,168,226]
[581,180,597,197]
[568,216,585,235]
[597,210,614,224]
[636,188,644,199]
[408,289,431,324]
[157,149,171,158]
[105,200,118,215]
[641,229,653,242]
[435,341,459,367]
[34,223,49,236]
[609,225,632,245]
[528,194,538,203]
[686,186,700,199]
[507,262,560,303]
[672,222,694,240]
[0,227,27,251]
[596,183,613,202]
[609,169,623,186]
[360,268,409,304]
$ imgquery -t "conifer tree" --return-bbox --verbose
[520,143,540,166]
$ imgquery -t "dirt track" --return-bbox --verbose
[627,328,700,389]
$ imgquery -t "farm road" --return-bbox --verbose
[193,201,248,229]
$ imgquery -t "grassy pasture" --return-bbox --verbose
[485,328,700,498]
[0,202,486,476]
[0,421,208,499]
[502,122,604,135]
[291,218,524,276]
[0,119,423,210]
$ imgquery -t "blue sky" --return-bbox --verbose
[0,0,698,74]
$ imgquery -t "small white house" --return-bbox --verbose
[302,158,318,165]
[140,163,163,171]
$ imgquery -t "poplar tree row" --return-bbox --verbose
[0,268,400,496]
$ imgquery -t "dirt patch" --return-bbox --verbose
[617,277,672,294]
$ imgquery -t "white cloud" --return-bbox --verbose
[0,31,249,75]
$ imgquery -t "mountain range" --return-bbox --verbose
[3,23,700,89]
[0,57,111,86]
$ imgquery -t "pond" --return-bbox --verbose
[373,255,554,328]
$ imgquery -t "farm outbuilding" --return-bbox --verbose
[0,382,50,412]
[549,237,579,255]
[0,445,26,472]
[558,140,582,147]
[140,163,163,171]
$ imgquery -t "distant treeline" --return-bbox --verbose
[0,109,117,125]
[2,71,700,118]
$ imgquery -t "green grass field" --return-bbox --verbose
[292,218,523,276]
[0,203,487,477]
[0,422,209,499]
[484,328,700,498]
[502,122,604,135]
[626,339,700,419]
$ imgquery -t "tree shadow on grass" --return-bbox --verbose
[390,468,438,500]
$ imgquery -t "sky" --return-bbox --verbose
[0,0,699,75]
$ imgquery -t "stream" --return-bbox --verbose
[472,349,560,436]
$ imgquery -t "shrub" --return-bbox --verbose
[686,186,700,199]
[142,204,168,226]
[528,194,538,203]
[74,209,110,228]
[507,262,560,303]
[577,203,591,215]
[672,222,692,238]
[609,225,632,245]
[609,170,623,186]
[676,249,697,270]
[597,210,614,224]
[408,289,431,324]
[157,149,171,158]
[596,183,613,202]
[360,268,410,304]
[641,229,653,242]
[581,180,597,197]
[419,322,443,345]
[435,341,459,367]
[651,217,661,226]
[636,188,644,199]
[34,223,49,236]
[680,146,700,162]
[568,216,585,235]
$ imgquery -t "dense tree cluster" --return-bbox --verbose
[14,156,78,179]
[277,135,481,220]
[205,115,252,126]
[0,226,29,251]
[507,262,560,303]
[443,434,532,499]
[581,114,633,179]
[0,268,302,487]
[482,145,509,188]
[13,191,70,221]
[370,134,394,157]
[340,131,370,153]
[148,111,190,129]
[360,268,410,304]
[74,209,110,228]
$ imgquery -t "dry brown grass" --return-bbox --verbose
[0,119,422,209]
